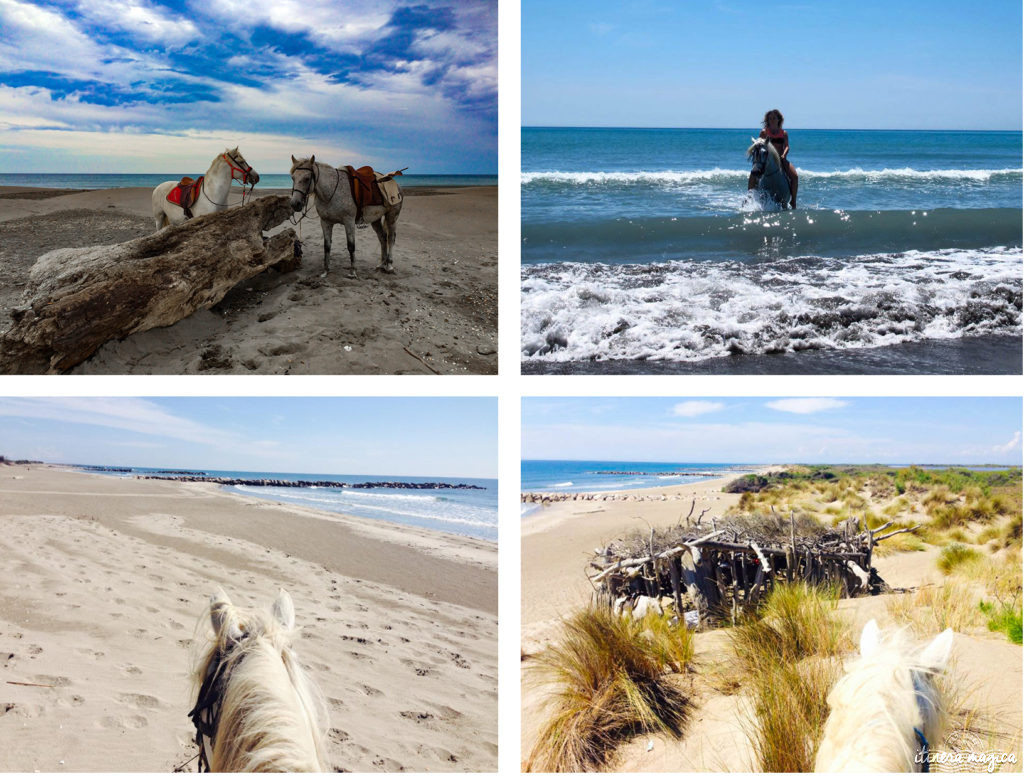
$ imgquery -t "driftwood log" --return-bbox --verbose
[0,195,299,374]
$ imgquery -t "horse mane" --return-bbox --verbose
[815,622,949,772]
[193,592,329,772]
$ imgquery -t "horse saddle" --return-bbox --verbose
[166,175,204,218]
[344,165,403,223]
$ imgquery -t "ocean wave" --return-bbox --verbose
[550,481,574,487]
[521,247,1022,363]
[522,167,1022,187]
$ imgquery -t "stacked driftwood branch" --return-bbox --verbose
[589,513,914,627]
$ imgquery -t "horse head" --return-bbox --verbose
[191,588,327,772]
[224,147,260,186]
[747,137,770,176]
[289,154,318,212]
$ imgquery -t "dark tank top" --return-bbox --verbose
[761,127,786,158]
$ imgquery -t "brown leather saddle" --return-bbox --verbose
[344,166,402,223]
[166,175,205,218]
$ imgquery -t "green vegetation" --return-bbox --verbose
[979,601,1023,645]
[524,607,694,772]
[938,543,984,574]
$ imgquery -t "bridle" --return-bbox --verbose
[186,644,237,773]
[199,152,257,209]
[914,727,930,773]
[289,161,342,226]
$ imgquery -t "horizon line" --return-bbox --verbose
[522,458,1020,467]
[522,125,1021,133]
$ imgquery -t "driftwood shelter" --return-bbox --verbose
[588,509,917,626]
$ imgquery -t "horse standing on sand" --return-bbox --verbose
[288,155,403,277]
[152,148,259,231]
[189,588,328,772]
[814,619,953,772]
[746,137,792,210]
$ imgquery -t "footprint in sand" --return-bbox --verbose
[117,693,161,709]
[328,728,350,744]
[27,645,42,657]
[100,714,148,729]
[121,664,142,676]
[2,652,14,668]
[33,675,71,687]
[359,684,382,697]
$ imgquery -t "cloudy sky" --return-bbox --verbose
[522,397,1022,465]
[0,0,496,173]
[0,397,498,478]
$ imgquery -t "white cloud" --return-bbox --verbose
[0,398,232,446]
[671,401,724,417]
[766,398,849,415]
[77,0,198,46]
[994,430,1022,454]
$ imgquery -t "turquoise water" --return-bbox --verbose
[521,460,753,493]
[521,128,1022,368]
[0,172,497,189]
[80,466,497,541]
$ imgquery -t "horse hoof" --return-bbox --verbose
[320,271,328,278]
[346,272,356,280]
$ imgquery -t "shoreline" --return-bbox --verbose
[22,464,497,611]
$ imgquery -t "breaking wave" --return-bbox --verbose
[521,247,1022,363]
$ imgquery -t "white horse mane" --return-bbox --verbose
[193,589,329,772]
[814,619,953,772]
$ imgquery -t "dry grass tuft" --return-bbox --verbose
[730,583,851,772]
[938,543,984,575]
[524,607,693,772]
[886,580,984,635]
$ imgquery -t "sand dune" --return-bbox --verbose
[0,465,497,772]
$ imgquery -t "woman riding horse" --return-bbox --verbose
[748,109,798,209]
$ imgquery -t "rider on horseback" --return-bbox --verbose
[748,109,798,208]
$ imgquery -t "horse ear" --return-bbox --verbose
[919,628,953,673]
[210,589,243,643]
[291,154,297,164]
[859,619,881,658]
[310,154,315,165]
[272,588,295,630]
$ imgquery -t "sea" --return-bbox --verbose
[77,465,498,542]
[521,459,753,503]
[521,127,1023,374]
[0,173,497,189]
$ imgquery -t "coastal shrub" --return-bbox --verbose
[872,531,926,556]
[524,607,692,772]
[729,583,849,772]
[938,543,983,575]
[979,601,1023,645]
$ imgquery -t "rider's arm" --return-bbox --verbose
[782,131,790,159]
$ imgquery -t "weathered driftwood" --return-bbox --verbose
[0,195,298,374]
[591,514,897,626]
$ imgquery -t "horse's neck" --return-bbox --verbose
[203,157,232,200]
[314,163,341,199]
[215,641,323,772]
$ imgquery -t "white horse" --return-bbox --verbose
[190,588,328,772]
[288,155,402,276]
[152,147,259,230]
[814,619,953,772]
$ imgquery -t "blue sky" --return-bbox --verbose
[0,397,497,478]
[523,0,1022,130]
[522,398,1023,465]
[0,0,496,173]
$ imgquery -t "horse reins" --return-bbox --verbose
[187,645,237,773]
[914,727,929,773]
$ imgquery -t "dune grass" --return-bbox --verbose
[979,601,1023,645]
[524,606,694,772]
[729,582,851,772]
[887,580,984,635]
[938,543,984,574]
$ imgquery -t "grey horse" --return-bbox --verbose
[288,155,403,276]
[746,137,792,209]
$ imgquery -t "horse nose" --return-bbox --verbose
[251,171,260,184]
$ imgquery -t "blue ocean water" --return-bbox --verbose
[0,172,497,190]
[81,466,497,541]
[521,460,754,494]
[521,128,1023,367]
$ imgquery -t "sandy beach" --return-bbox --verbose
[0,464,497,772]
[0,185,496,374]
[521,472,1023,771]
